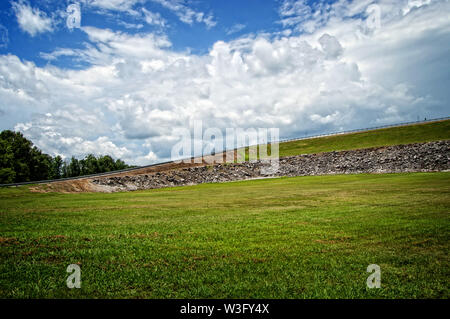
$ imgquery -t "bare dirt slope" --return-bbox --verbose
[30,150,236,193]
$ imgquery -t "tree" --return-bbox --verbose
[0,129,134,183]
[98,155,115,172]
[61,161,69,178]
[50,156,63,179]
[83,154,99,175]
[30,147,52,181]
[0,167,15,183]
[114,159,128,170]
[0,130,37,182]
[68,157,81,177]
[0,139,15,183]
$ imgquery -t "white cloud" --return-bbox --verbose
[279,0,312,18]
[77,0,216,29]
[40,48,80,61]
[278,0,315,32]
[150,0,217,28]
[132,150,159,165]
[12,1,53,36]
[82,0,142,15]
[0,24,8,48]
[142,8,167,27]
[2,0,449,165]
[319,33,343,59]
[226,23,246,35]
[118,21,144,29]
[403,0,432,15]
[310,111,340,124]
[52,26,173,65]
[277,0,438,35]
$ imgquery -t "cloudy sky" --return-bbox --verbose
[0,0,449,165]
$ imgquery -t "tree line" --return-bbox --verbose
[0,130,135,184]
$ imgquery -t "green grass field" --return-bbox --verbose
[242,119,450,159]
[278,119,450,156]
[1,120,449,298]
[1,172,449,298]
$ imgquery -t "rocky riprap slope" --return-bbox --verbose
[92,140,450,192]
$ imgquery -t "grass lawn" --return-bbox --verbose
[241,119,450,160]
[0,172,449,298]
[278,119,450,156]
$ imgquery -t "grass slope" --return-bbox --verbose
[244,119,450,159]
[1,172,449,298]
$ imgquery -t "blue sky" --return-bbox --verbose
[0,0,449,165]
[0,0,285,65]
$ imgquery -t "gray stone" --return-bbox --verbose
[92,141,450,192]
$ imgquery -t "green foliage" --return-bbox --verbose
[61,154,135,178]
[0,139,15,183]
[0,130,39,183]
[114,159,129,170]
[29,147,52,181]
[0,168,15,184]
[50,156,63,179]
[68,157,80,177]
[0,130,133,183]
[97,155,115,173]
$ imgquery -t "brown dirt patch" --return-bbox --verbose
[0,237,18,246]
[28,150,237,193]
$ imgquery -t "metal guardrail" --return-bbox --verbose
[1,116,449,187]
